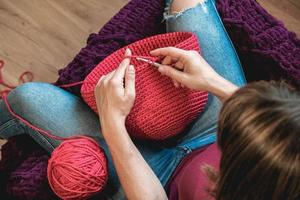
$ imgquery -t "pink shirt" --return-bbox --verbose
[167,143,221,200]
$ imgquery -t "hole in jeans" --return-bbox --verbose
[169,0,207,15]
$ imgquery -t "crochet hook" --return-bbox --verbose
[136,57,185,73]
[135,57,161,68]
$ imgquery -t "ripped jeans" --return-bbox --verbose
[0,0,245,199]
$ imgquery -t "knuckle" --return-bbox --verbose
[189,50,199,56]
[163,68,170,76]
[102,77,108,85]
[119,60,126,67]
[102,80,108,88]
[127,70,135,76]
[95,83,101,89]
[109,79,118,87]
[181,74,189,82]
[165,46,174,52]
[127,93,135,101]
[169,70,175,77]
[97,76,105,84]
[169,69,177,77]
[128,74,135,80]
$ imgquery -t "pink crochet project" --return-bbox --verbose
[81,32,209,140]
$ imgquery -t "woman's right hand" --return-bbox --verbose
[150,47,222,91]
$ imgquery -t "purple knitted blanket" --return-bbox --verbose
[55,0,165,95]
[1,0,299,199]
[217,0,300,86]
[0,135,58,200]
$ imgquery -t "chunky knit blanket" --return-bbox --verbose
[55,0,165,95]
[216,0,300,86]
[1,0,299,199]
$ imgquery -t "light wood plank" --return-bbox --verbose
[0,0,129,156]
[289,0,300,9]
[0,0,129,88]
[257,0,300,35]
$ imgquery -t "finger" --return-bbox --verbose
[173,79,180,88]
[124,65,136,98]
[174,61,184,70]
[162,56,172,65]
[103,70,115,84]
[95,75,106,90]
[150,47,188,61]
[161,56,178,65]
[99,75,105,84]
[158,65,187,84]
[113,48,131,80]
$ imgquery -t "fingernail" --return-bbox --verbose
[125,48,131,55]
[153,62,161,68]
[128,65,135,72]
[158,66,164,73]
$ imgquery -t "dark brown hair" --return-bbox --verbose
[213,81,300,200]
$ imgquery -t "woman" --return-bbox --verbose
[0,0,299,199]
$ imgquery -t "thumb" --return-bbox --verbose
[158,65,187,84]
[125,65,136,98]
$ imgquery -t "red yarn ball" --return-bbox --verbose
[81,32,208,140]
[47,136,108,200]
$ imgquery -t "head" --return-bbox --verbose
[216,81,300,200]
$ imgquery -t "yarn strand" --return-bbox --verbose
[2,93,68,141]
[0,60,109,199]
[0,55,156,97]
[0,54,156,141]
[0,60,34,97]
[0,34,202,198]
[0,54,158,198]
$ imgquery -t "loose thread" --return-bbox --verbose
[0,60,89,141]
[58,81,86,88]
[0,60,34,86]
[2,93,68,141]
[0,54,157,141]
[0,55,156,94]
[0,55,158,199]
[0,60,34,98]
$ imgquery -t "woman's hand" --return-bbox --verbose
[151,47,239,102]
[151,47,221,90]
[93,49,167,200]
[94,48,135,123]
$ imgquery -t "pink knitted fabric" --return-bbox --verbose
[81,32,208,140]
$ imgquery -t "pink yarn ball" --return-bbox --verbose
[47,136,108,200]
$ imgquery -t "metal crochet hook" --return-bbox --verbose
[135,57,161,68]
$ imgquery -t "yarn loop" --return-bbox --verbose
[0,60,34,97]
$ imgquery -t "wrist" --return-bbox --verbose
[99,114,133,154]
[100,109,126,122]
[206,75,239,102]
[100,113,126,132]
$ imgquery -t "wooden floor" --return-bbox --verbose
[0,0,299,149]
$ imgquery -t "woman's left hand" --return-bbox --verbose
[94,48,136,123]
[94,49,168,200]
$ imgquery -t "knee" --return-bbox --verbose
[170,0,203,14]
[8,82,57,112]
[10,82,49,101]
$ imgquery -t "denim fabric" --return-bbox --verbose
[0,0,245,199]
[164,0,246,151]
